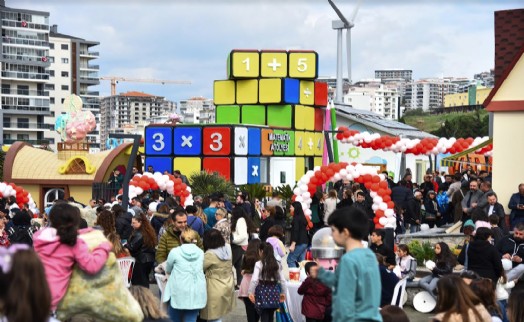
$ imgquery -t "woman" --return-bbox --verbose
[238,239,262,322]
[458,227,503,289]
[200,229,236,322]
[252,198,263,233]
[419,242,456,299]
[434,275,491,322]
[323,189,338,226]
[112,204,132,241]
[469,278,503,321]
[396,244,417,281]
[423,190,440,228]
[231,207,257,288]
[163,229,206,322]
[259,206,276,242]
[287,202,309,268]
[336,189,354,209]
[508,289,524,322]
[213,207,230,244]
[126,213,157,288]
[194,205,208,230]
[0,210,9,247]
[150,204,171,237]
[129,286,170,322]
[95,210,128,257]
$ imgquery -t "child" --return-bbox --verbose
[266,225,289,279]
[396,244,417,281]
[496,259,515,322]
[317,208,382,321]
[490,214,504,246]
[298,262,332,322]
[33,203,111,311]
[238,239,262,322]
[248,242,287,322]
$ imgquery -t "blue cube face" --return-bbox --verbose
[173,127,202,156]
[145,157,172,174]
[247,158,261,184]
[247,128,261,155]
[283,78,300,104]
[145,127,173,155]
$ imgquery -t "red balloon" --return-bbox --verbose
[371,183,379,191]
[364,181,372,189]
[320,166,328,173]
[373,217,379,224]
[379,181,388,189]
[386,189,392,195]
[181,183,187,191]
[315,172,323,179]
[310,177,319,185]
[174,178,182,185]
[363,174,372,182]
[326,169,334,177]
[378,189,387,197]
[372,176,380,183]
[308,183,316,191]
[382,195,391,202]
[387,201,395,208]
[375,210,385,217]
[375,224,384,229]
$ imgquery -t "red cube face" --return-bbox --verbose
[314,82,328,107]
[203,127,231,156]
[314,108,325,131]
[203,157,231,181]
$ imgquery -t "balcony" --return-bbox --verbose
[79,51,99,57]
[3,122,54,130]
[2,53,50,66]
[2,36,49,48]
[1,88,49,96]
[79,64,99,70]
[1,20,49,31]
[1,71,49,81]
[2,104,50,114]
[3,139,51,145]
[80,91,100,97]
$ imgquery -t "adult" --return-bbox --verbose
[173,170,189,185]
[213,208,230,244]
[200,229,236,321]
[419,242,456,299]
[112,204,133,241]
[251,198,263,232]
[439,175,452,192]
[150,204,170,237]
[231,207,257,288]
[287,202,309,268]
[235,194,252,217]
[163,229,206,322]
[155,210,203,264]
[469,278,503,321]
[185,205,204,237]
[401,173,414,191]
[477,181,494,210]
[497,223,524,281]
[446,173,462,199]
[391,180,412,212]
[461,180,484,223]
[484,192,507,233]
[420,174,436,199]
[107,168,124,191]
[508,183,524,229]
[352,191,374,235]
[323,189,338,226]
[369,229,396,267]
[204,194,220,230]
[7,210,34,246]
[0,210,10,247]
[423,190,440,228]
[259,206,286,242]
[266,192,283,208]
[126,213,157,288]
[405,191,423,233]
[336,189,354,209]
[508,290,524,322]
[458,227,502,288]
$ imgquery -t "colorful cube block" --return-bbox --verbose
[267,104,292,128]
[294,131,305,156]
[261,129,274,156]
[145,157,172,174]
[173,157,202,178]
[234,157,248,185]
[173,127,202,156]
[259,78,282,104]
[203,127,231,156]
[241,105,266,125]
[145,126,173,155]
[295,157,306,181]
[303,131,316,156]
[236,79,259,104]
[248,128,261,155]
[227,50,260,78]
[271,130,295,156]
[260,51,288,78]
[203,157,231,181]
[216,105,240,124]
[294,105,315,131]
[234,127,248,155]
[247,158,261,183]
[299,80,315,106]
[314,132,324,156]
[314,108,325,131]
[283,78,300,104]
[213,80,236,105]
[288,51,318,79]
[314,82,328,106]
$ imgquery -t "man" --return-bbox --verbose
[147,165,154,174]
[369,229,396,267]
[391,180,412,211]
[130,197,143,216]
[85,199,97,209]
[461,180,484,222]
[266,192,283,208]
[484,192,507,233]
[401,173,414,191]
[203,194,220,229]
[405,191,423,233]
[476,181,494,209]
[155,210,203,263]
[173,169,189,185]
[439,175,452,192]
[132,166,140,176]
[508,184,524,229]
[352,191,374,234]
[108,168,123,191]
[446,173,462,198]
[497,223,524,281]
[382,171,396,189]
[235,194,252,216]
[193,195,203,207]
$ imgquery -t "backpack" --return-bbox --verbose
[8,226,35,246]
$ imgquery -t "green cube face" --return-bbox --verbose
[241,105,266,125]
[271,130,295,156]
[267,104,292,128]
[216,105,240,124]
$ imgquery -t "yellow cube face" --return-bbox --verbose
[213,80,236,105]
[288,52,317,78]
[303,106,315,131]
[304,131,316,156]
[260,52,288,78]
[173,157,202,179]
[294,105,306,130]
[236,79,259,104]
[231,51,260,78]
[295,157,305,180]
[314,132,324,156]
[294,131,305,156]
[259,78,282,104]
[299,80,315,106]
[314,157,323,168]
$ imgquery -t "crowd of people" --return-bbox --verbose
[1,165,524,322]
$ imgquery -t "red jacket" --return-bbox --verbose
[297,277,332,320]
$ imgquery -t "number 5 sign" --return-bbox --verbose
[288,51,318,79]
[203,127,231,156]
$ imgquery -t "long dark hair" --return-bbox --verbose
[111,204,126,218]
[96,210,116,236]
[132,213,157,248]
[242,239,262,273]
[508,289,524,322]
[259,242,280,281]
[291,201,305,219]
[469,278,501,317]
[231,207,257,234]
[435,242,457,267]
[436,275,483,322]
[49,203,80,246]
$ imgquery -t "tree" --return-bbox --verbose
[430,111,489,138]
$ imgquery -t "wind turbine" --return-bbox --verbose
[328,0,363,104]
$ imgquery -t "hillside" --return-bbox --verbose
[400,109,489,137]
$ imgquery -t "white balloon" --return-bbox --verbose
[294,188,301,195]
[372,204,379,211]
[379,217,388,226]
[385,209,395,217]
[300,184,308,193]
[303,192,311,199]
[340,169,348,177]
[304,208,312,217]
[295,196,303,203]
[387,217,397,225]
[379,202,388,211]
[373,196,383,204]
[369,191,378,198]
[333,173,342,182]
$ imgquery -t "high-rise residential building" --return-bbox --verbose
[178,97,215,124]
[45,25,100,151]
[343,83,399,120]
[100,91,176,150]
[375,69,413,82]
[0,1,52,147]
[474,70,495,88]
[405,78,458,111]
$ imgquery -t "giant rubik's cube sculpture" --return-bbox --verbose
[144,50,328,185]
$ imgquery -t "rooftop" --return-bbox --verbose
[120,91,157,97]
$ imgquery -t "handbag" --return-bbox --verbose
[254,281,281,310]
[421,209,436,221]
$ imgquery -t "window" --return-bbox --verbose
[48,57,55,63]
[61,71,69,77]
[61,58,69,64]
[49,70,55,77]
[3,117,10,128]
[45,84,55,90]
[50,97,55,104]
[17,118,29,128]
[17,134,29,141]
[61,85,69,90]
[61,44,68,50]
[49,43,55,50]
[61,98,65,104]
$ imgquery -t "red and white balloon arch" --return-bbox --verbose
[335,127,493,157]
[293,162,395,229]
[0,182,37,211]
[127,172,193,206]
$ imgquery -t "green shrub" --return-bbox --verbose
[408,240,435,266]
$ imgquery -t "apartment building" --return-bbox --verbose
[405,78,458,111]
[343,83,399,120]
[100,91,175,150]
[375,69,413,82]
[0,1,52,147]
[178,96,215,124]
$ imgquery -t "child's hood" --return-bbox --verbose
[33,227,62,255]
[180,243,202,261]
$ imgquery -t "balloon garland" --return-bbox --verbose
[335,127,493,156]
[0,182,37,211]
[128,172,193,206]
[293,162,395,229]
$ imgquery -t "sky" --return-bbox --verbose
[15,0,524,104]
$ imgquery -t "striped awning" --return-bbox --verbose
[440,139,493,167]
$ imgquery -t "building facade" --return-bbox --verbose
[178,96,215,124]
[100,91,175,150]
[375,69,413,82]
[343,84,399,120]
[444,86,492,108]
[0,1,52,147]
[405,78,458,111]
[45,25,100,151]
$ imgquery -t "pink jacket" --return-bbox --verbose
[33,227,111,309]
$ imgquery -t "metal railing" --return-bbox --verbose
[3,122,53,129]
[2,36,49,47]
[1,88,49,96]
[1,71,49,80]
[3,139,50,145]
[79,51,99,56]
[1,105,50,112]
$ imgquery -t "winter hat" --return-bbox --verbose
[464,219,475,229]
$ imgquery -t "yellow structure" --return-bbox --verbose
[485,47,524,210]
[444,87,492,107]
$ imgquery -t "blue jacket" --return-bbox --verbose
[163,244,207,310]
[508,193,524,221]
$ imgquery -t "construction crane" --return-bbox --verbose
[99,76,191,96]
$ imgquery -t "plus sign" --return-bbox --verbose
[303,88,312,97]
[308,138,314,150]
[267,58,281,71]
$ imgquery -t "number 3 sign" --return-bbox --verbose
[203,127,231,156]
[145,127,172,155]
